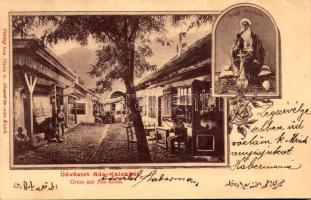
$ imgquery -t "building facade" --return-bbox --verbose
[136,33,226,161]
[13,36,101,146]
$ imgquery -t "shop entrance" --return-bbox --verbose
[191,80,224,158]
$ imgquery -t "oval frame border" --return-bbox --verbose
[211,3,280,98]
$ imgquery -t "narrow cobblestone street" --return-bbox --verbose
[89,123,196,164]
[14,123,108,164]
[14,122,197,165]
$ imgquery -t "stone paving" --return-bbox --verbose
[14,122,197,165]
[14,123,107,165]
[89,123,195,164]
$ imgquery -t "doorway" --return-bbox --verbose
[191,80,224,158]
[157,96,163,126]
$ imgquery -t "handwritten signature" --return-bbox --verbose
[229,156,302,170]
[225,179,285,189]
[13,181,58,191]
[98,170,199,187]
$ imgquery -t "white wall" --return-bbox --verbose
[75,94,95,123]
[137,86,163,126]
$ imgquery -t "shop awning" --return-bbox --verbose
[103,97,124,105]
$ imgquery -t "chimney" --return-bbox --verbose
[177,32,187,57]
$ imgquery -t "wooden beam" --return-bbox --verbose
[24,73,31,92]
[24,73,37,93]
[24,73,37,146]
[32,77,37,92]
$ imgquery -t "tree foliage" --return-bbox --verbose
[12,15,216,93]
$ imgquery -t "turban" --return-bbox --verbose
[240,18,252,26]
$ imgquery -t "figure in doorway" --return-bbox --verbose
[45,117,63,143]
[56,106,66,142]
[14,127,30,153]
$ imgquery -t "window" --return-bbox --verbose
[148,96,156,118]
[76,103,86,115]
[177,87,191,105]
[68,96,75,104]
[163,91,172,118]
[174,87,192,123]
[200,89,216,112]
[162,88,176,118]
[55,86,64,106]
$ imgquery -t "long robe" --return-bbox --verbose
[231,31,265,84]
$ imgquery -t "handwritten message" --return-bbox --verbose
[230,101,310,170]
[60,170,199,187]
[225,179,285,190]
[13,181,58,191]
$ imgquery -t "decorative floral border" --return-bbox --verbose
[228,90,273,137]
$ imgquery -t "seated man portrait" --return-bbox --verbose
[231,18,265,87]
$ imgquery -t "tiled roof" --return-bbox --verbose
[136,33,211,90]
[13,35,77,80]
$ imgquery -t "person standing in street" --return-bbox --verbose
[56,106,66,142]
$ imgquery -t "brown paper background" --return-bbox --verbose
[0,0,311,199]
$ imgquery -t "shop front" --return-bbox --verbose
[13,36,77,146]
[135,33,226,162]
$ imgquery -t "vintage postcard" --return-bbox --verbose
[0,0,311,199]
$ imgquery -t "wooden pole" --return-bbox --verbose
[74,100,77,124]
[24,73,37,146]
[29,92,33,144]
[54,84,57,125]
[63,95,68,127]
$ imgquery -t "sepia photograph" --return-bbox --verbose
[212,4,280,97]
[1,1,311,199]
[11,13,227,167]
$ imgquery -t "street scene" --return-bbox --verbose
[12,15,226,166]
[15,122,206,164]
